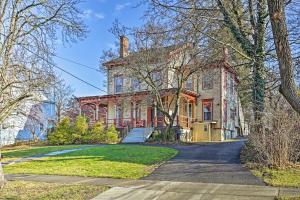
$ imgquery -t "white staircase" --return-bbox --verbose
[122,127,154,143]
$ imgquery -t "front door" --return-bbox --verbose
[147,107,153,127]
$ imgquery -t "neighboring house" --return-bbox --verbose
[78,36,245,142]
[0,100,55,146]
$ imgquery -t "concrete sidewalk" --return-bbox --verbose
[6,174,300,200]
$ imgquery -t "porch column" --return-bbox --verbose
[133,102,136,128]
[154,101,157,127]
[177,97,180,126]
[95,104,99,121]
[186,101,189,127]
[79,106,82,116]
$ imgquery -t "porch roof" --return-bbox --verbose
[77,88,197,106]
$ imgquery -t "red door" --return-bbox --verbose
[147,107,153,127]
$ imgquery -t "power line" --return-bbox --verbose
[52,53,102,72]
[25,47,107,94]
[52,64,107,93]
[0,32,106,93]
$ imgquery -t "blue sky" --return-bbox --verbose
[54,0,145,97]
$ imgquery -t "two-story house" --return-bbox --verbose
[78,36,243,142]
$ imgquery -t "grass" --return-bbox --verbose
[1,145,87,162]
[0,181,107,200]
[4,145,178,179]
[277,197,300,200]
[252,167,300,188]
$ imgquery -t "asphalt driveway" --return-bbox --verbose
[143,140,265,185]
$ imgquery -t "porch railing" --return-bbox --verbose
[105,115,195,130]
[106,118,146,128]
[177,115,195,128]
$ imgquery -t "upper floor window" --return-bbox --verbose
[202,74,213,90]
[223,99,228,123]
[152,71,161,86]
[230,74,234,94]
[188,103,193,118]
[203,100,213,121]
[131,78,140,91]
[114,75,123,93]
[230,108,236,120]
[185,76,193,91]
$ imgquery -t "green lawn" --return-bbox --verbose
[252,167,300,188]
[0,181,107,200]
[1,145,86,162]
[4,145,178,179]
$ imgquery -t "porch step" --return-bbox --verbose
[122,127,154,143]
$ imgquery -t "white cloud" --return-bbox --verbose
[95,13,105,20]
[115,2,131,11]
[82,9,93,19]
[81,9,105,20]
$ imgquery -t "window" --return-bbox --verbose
[224,100,228,123]
[186,77,193,91]
[40,123,44,131]
[230,74,234,94]
[114,76,123,93]
[188,103,193,118]
[230,108,236,120]
[204,124,208,131]
[202,74,213,90]
[224,71,228,89]
[152,71,161,86]
[131,78,140,91]
[203,100,213,121]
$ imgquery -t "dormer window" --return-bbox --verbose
[114,75,123,93]
[131,78,140,91]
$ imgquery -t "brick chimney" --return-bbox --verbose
[120,36,129,58]
[223,47,229,62]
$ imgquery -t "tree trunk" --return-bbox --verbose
[267,0,300,115]
[252,58,266,123]
[0,149,6,189]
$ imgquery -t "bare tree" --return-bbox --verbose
[52,77,75,123]
[146,0,270,129]
[25,104,45,143]
[64,96,80,123]
[267,0,300,114]
[0,0,86,188]
[102,19,218,138]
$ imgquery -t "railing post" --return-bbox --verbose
[133,118,136,128]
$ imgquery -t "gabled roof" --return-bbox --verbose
[104,44,190,68]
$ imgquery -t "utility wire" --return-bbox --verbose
[0,32,106,93]
[52,53,102,72]
[25,47,107,93]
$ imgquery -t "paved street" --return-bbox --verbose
[144,140,264,185]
